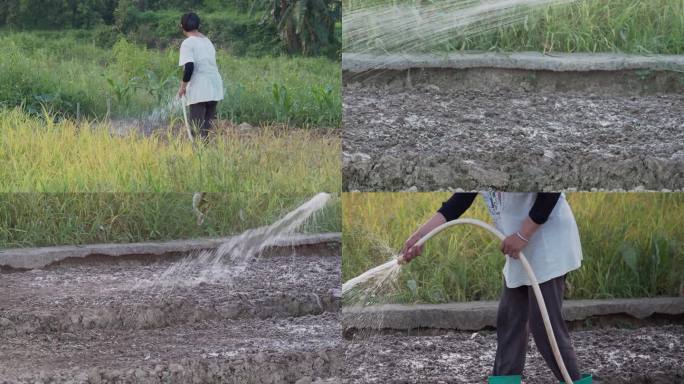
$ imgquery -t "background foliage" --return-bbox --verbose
[0,32,341,126]
[0,0,341,56]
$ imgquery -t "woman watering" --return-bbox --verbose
[177,12,224,139]
[402,192,591,384]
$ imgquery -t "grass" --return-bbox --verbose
[342,192,684,303]
[1,31,341,127]
[0,193,341,249]
[0,108,340,192]
[343,0,684,54]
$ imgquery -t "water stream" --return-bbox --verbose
[136,192,332,291]
[344,0,578,53]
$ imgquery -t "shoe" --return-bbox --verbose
[561,374,592,384]
[488,376,522,384]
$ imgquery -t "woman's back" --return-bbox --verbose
[179,35,224,105]
[180,36,219,74]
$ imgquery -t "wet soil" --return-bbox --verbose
[0,250,342,383]
[1,316,342,383]
[343,325,684,383]
[342,83,684,191]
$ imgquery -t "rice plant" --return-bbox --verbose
[0,108,340,192]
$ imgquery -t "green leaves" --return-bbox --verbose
[619,242,639,276]
[406,279,418,297]
[619,236,678,296]
[311,84,335,121]
[104,74,140,108]
[143,69,175,105]
[259,0,341,56]
[272,82,293,123]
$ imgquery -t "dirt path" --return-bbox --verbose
[343,325,684,383]
[0,250,342,383]
[343,83,684,191]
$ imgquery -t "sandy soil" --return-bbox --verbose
[0,250,342,383]
[343,325,684,383]
[342,83,684,191]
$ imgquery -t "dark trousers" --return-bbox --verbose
[189,101,218,139]
[493,275,581,381]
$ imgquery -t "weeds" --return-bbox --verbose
[105,75,139,109]
[272,83,293,124]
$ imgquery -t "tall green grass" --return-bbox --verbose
[342,192,684,303]
[0,193,341,249]
[0,31,341,126]
[343,0,684,54]
[0,108,340,192]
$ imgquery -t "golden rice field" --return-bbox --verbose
[0,109,340,193]
[343,192,684,303]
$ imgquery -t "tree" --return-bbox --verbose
[0,0,111,29]
[255,0,341,56]
[114,0,135,31]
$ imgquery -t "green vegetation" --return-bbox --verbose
[1,0,341,57]
[0,193,340,248]
[257,0,341,56]
[1,32,340,126]
[343,0,684,54]
[343,192,684,303]
[0,108,340,192]
[103,8,282,55]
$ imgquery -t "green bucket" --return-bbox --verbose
[488,376,522,384]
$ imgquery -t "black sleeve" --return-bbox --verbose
[529,193,561,224]
[182,62,194,82]
[437,193,478,222]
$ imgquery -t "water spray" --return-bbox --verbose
[142,192,332,290]
[342,218,574,384]
[344,0,578,54]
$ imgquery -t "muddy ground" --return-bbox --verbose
[343,325,684,383]
[0,249,342,383]
[342,82,684,191]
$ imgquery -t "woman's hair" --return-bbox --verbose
[180,12,200,32]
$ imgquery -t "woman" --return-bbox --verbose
[177,12,224,139]
[402,192,591,384]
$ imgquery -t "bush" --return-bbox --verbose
[1,0,111,29]
[92,24,122,47]
[0,37,102,117]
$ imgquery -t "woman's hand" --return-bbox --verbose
[401,232,424,263]
[399,213,447,264]
[500,233,528,259]
[500,217,541,259]
[178,83,188,98]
